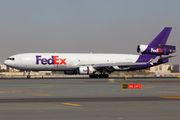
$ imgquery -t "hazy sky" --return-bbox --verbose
[0,0,179,64]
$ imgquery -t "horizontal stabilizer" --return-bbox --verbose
[158,44,176,53]
[159,55,177,60]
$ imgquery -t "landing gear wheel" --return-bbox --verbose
[104,74,109,78]
[89,74,109,78]
[94,74,99,78]
[27,75,31,79]
[89,74,94,78]
[99,74,104,78]
[89,74,99,78]
[98,74,109,78]
[27,71,31,79]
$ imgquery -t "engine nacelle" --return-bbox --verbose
[79,66,95,75]
[137,45,175,55]
[64,71,77,75]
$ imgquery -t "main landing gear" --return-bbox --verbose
[89,74,109,78]
[89,68,109,78]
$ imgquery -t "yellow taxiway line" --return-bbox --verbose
[143,86,155,89]
[160,97,180,99]
[158,91,179,94]
[61,103,82,106]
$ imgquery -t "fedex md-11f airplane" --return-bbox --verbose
[4,27,176,79]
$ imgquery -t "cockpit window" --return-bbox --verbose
[7,58,15,60]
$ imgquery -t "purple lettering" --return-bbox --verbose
[36,56,41,64]
[47,56,54,65]
[36,55,66,65]
[41,58,47,65]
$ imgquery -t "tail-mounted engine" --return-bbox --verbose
[137,44,176,55]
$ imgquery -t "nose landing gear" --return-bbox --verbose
[27,71,31,79]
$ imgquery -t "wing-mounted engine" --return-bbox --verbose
[79,66,96,75]
[137,44,176,55]
[64,66,96,75]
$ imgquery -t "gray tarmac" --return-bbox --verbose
[0,77,180,120]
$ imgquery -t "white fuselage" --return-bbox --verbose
[4,53,140,71]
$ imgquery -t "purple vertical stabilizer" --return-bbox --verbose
[148,27,172,47]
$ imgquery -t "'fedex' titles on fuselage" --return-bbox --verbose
[151,48,163,53]
[36,56,66,65]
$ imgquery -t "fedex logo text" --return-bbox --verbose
[36,56,66,65]
[151,48,163,53]
[83,69,92,72]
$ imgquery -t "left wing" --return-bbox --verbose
[78,56,161,71]
[159,55,177,61]
[93,62,147,68]
[94,56,161,68]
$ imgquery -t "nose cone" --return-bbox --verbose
[4,60,12,67]
[4,60,8,65]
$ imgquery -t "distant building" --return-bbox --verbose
[136,68,150,73]
[172,64,180,73]
[6,66,19,72]
[150,64,171,76]
[0,64,7,70]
